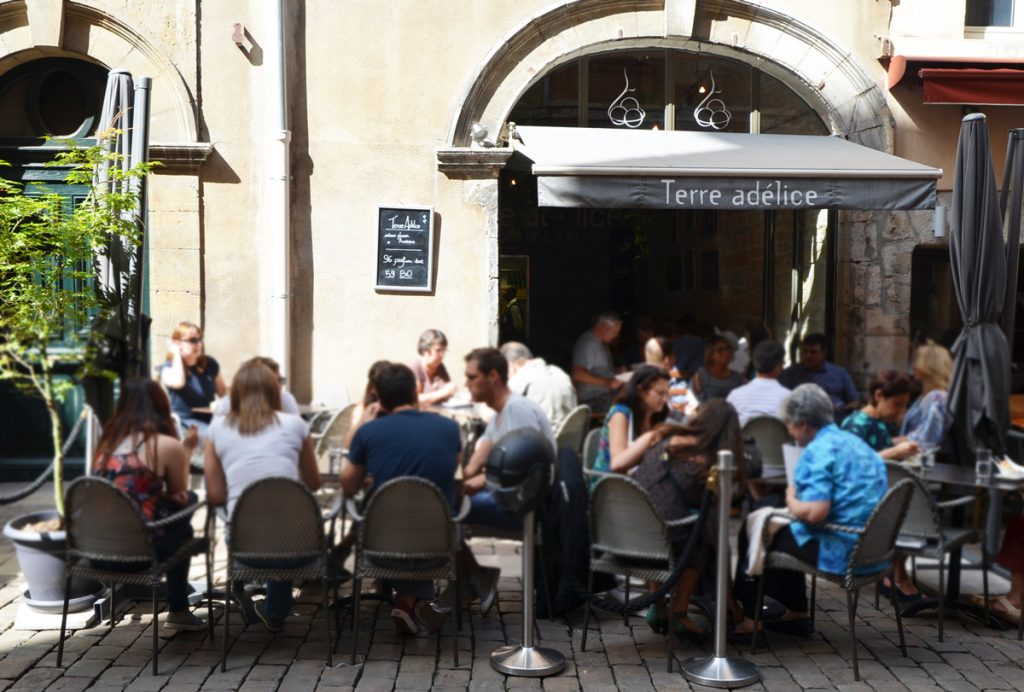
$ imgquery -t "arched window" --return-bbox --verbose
[508,49,827,135]
[0,57,108,139]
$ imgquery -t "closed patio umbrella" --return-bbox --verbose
[948,113,1010,458]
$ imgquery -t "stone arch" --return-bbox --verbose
[0,1,198,143]
[448,0,893,152]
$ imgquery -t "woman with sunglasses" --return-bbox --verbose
[159,321,227,441]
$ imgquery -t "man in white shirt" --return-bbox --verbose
[726,340,790,427]
[500,341,577,429]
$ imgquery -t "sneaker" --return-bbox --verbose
[253,601,285,633]
[414,600,446,634]
[391,600,419,636]
[163,610,206,632]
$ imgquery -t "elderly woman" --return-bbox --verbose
[409,328,457,406]
[736,384,887,635]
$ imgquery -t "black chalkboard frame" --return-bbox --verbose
[375,205,435,293]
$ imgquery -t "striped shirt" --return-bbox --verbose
[726,377,791,427]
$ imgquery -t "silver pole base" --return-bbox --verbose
[490,644,566,677]
[681,655,760,689]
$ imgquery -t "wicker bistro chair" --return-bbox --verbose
[57,477,214,676]
[222,477,342,671]
[742,416,791,469]
[581,428,607,483]
[313,404,358,459]
[554,404,592,457]
[347,477,471,666]
[580,475,697,673]
[751,479,915,682]
[883,462,990,641]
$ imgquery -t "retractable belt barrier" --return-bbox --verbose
[0,408,90,505]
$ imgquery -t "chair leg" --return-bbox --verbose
[846,589,860,682]
[351,577,362,666]
[751,574,765,655]
[874,579,879,610]
[323,578,333,669]
[57,571,72,667]
[666,590,674,674]
[622,578,629,625]
[982,543,991,628]
[938,558,946,643]
[892,570,907,658]
[810,575,818,630]
[206,547,215,641]
[451,577,460,668]
[222,581,231,673]
[152,586,159,676]
[580,573,595,652]
[109,582,116,631]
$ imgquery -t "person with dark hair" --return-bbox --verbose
[591,365,670,479]
[632,400,748,641]
[340,362,462,635]
[204,359,320,633]
[500,341,577,429]
[672,313,706,380]
[213,355,299,417]
[726,340,790,426]
[841,370,918,460]
[778,333,859,419]
[92,378,204,633]
[343,359,391,449]
[159,321,227,440]
[571,311,624,414]
[409,328,457,406]
[691,335,746,402]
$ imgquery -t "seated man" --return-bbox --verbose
[500,341,577,429]
[341,362,462,634]
[778,333,859,420]
[571,311,624,415]
[727,340,790,427]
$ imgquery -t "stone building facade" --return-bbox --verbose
[0,0,1021,410]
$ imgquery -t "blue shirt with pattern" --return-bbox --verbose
[591,403,632,488]
[790,424,887,574]
[900,389,950,447]
[840,410,893,453]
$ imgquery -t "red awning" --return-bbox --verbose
[919,67,1024,105]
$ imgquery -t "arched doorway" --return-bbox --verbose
[497,48,833,370]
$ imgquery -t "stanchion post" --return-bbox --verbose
[680,450,760,688]
[490,511,566,677]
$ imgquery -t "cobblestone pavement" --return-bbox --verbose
[1,484,1023,691]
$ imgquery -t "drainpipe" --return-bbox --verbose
[267,0,291,378]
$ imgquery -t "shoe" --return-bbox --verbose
[763,617,814,637]
[414,600,446,634]
[670,615,707,644]
[163,610,206,632]
[471,567,501,616]
[253,601,285,633]
[880,581,924,603]
[646,605,668,635]
[391,600,419,636]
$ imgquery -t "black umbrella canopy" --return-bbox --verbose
[948,113,1010,457]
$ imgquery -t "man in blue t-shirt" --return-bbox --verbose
[342,362,462,636]
[778,333,860,420]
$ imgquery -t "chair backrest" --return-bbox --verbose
[65,477,154,563]
[848,479,914,574]
[582,428,602,471]
[589,474,671,562]
[555,404,592,455]
[742,416,791,468]
[231,477,324,560]
[360,477,453,560]
[885,462,941,536]
[313,403,358,457]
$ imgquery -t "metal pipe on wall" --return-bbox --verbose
[267,0,292,378]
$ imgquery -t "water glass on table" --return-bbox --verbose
[327,436,345,475]
[975,447,994,480]
[918,442,938,470]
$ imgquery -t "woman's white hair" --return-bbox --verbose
[778,384,834,429]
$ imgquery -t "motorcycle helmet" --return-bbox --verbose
[484,427,555,517]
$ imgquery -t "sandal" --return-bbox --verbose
[880,580,924,603]
[986,595,1022,624]
[670,614,707,644]
[645,604,668,635]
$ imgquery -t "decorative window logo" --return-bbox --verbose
[693,70,732,130]
[607,69,646,128]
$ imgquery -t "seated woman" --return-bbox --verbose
[841,370,919,460]
[409,328,457,406]
[632,400,747,641]
[736,384,887,634]
[204,358,321,632]
[645,337,687,419]
[591,365,670,479]
[92,378,204,632]
[159,321,227,442]
[691,335,746,403]
[900,340,953,448]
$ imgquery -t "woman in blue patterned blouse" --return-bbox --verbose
[840,370,918,460]
[736,384,887,636]
[898,340,953,448]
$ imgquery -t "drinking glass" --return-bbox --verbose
[327,436,344,475]
[918,442,938,470]
[975,447,993,480]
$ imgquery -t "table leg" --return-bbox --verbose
[987,486,1003,557]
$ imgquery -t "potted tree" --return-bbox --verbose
[0,138,153,612]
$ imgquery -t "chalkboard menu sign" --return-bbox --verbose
[375,206,434,292]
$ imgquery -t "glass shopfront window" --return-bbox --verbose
[507,62,579,128]
[588,51,665,130]
[674,53,751,133]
